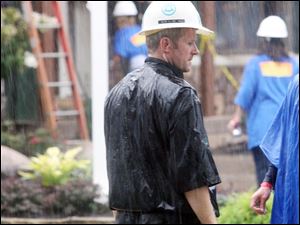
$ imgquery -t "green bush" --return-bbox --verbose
[26,128,59,156]
[1,177,109,217]
[1,7,29,79]
[1,177,44,217]
[1,120,27,151]
[46,180,108,217]
[1,129,27,152]
[218,191,273,224]
[19,147,90,187]
[1,121,59,157]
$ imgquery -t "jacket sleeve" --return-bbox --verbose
[169,88,221,193]
[263,164,278,187]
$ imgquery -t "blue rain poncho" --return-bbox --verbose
[260,74,299,224]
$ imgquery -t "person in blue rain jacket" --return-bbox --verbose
[250,74,299,224]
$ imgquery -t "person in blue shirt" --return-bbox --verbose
[112,1,148,75]
[227,15,299,186]
[250,74,299,224]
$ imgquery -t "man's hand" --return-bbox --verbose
[250,187,272,215]
[227,106,243,132]
[227,117,240,132]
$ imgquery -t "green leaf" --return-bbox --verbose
[64,147,82,159]
[218,190,273,224]
[18,146,91,187]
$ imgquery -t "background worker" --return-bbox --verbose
[112,1,148,75]
[227,15,299,186]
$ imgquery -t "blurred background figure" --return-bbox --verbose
[112,1,148,75]
[227,15,299,187]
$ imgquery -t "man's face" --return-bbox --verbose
[115,16,133,28]
[168,28,199,72]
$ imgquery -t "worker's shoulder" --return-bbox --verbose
[144,65,195,90]
[246,54,268,65]
[156,80,197,107]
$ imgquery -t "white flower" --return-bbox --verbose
[24,51,38,68]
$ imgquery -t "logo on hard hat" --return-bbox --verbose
[161,3,176,16]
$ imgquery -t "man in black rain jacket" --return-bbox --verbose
[104,1,221,224]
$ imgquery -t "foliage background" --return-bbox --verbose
[218,190,273,224]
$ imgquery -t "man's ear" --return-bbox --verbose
[160,37,172,53]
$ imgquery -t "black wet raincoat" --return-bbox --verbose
[104,57,221,223]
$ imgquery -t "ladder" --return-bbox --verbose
[22,1,89,140]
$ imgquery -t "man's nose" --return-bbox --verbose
[193,43,199,55]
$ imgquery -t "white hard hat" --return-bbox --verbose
[113,1,138,17]
[139,1,213,36]
[256,15,288,38]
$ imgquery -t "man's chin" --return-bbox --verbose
[179,62,192,73]
[183,65,191,73]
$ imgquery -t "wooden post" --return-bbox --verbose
[199,1,215,116]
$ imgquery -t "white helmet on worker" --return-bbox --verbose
[256,15,288,38]
[139,1,213,36]
[113,1,138,17]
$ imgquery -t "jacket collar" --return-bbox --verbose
[145,57,184,79]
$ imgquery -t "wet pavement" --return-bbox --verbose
[213,151,256,196]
